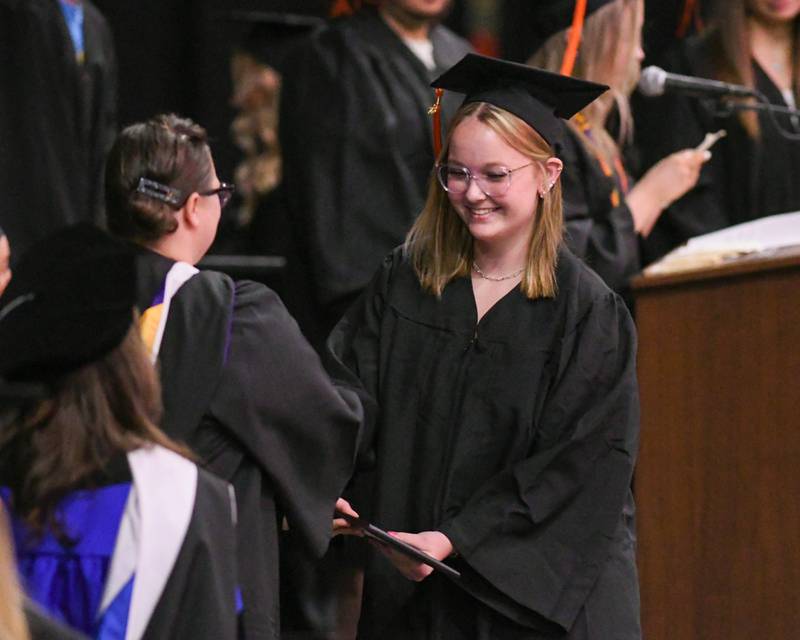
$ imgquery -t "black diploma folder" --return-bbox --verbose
[335,511,461,580]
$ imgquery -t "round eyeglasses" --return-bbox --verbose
[435,162,535,198]
[198,183,236,210]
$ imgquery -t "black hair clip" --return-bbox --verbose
[135,177,185,207]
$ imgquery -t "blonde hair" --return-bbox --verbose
[528,0,644,165]
[405,102,563,299]
[0,506,30,640]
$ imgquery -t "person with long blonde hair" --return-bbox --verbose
[328,54,640,639]
[635,0,800,261]
[528,0,710,292]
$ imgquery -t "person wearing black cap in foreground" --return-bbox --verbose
[104,114,363,640]
[328,53,641,638]
[528,0,709,295]
[0,224,238,639]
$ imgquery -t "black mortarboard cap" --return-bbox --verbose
[229,11,324,72]
[0,224,137,382]
[431,53,608,149]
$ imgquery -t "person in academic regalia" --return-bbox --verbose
[328,53,641,639]
[279,0,472,340]
[0,224,239,639]
[103,114,363,640]
[0,0,117,261]
[527,0,710,295]
[634,0,800,263]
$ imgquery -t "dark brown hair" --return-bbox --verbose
[105,114,214,243]
[0,325,191,541]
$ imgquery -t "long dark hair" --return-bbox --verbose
[0,325,191,540]
[105,114,213,243]
[707,0,800,138]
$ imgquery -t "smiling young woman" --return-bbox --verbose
[328,54,641,640]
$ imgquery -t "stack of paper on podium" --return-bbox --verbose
[644,211,800,275]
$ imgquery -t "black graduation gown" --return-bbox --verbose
[279,8,471,331]
[559,127,641,295]
[25,601,90,640]
[135,250,363,640]
[327,248,641,639]
[143,463,239,640]
[633,32,800,262]
[0,0,116,261]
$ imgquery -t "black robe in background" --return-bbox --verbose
[633,32,800,263]
[559,126,640,295]
[280,8,471,335]
[0,0,116,261]
[328,248,641,639]
[135,250,362,640]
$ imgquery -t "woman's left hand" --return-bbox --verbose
[376,530,454,582]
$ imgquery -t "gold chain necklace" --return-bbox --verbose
[472,261,524,282]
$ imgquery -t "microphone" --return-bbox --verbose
[638,66,756,98]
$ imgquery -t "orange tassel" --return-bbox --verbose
[560,0,588,77]
[428,88,444,158]
[330,0,356,18]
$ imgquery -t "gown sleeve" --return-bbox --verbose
[560,129,641,292]
[324,255,394,470]
[437,290,639,631]
[205,280,363,557]
[633,40,726,262]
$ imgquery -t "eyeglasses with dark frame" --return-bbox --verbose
[198,183,235,209]
[135,177,236,210]
[435,162,535,198]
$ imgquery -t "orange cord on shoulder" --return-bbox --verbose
[560,0,588,77]
[676,0,704,38]
[428,88,444,158]
[329,0,379,17]
[330,0,356,18]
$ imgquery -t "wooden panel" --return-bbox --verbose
[634,258,800,640]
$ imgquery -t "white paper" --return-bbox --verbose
[645,211,800,275]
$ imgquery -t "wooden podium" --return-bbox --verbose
[632,247,800,640]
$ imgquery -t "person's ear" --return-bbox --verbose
[542,157,563,193]
[179,192,202,230]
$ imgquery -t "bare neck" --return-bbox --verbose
[472,238,529,276]
[145,236,200,266]
[749,15,795,60]
[749,16,795,89]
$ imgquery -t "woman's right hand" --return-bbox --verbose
[627,148,710,237]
